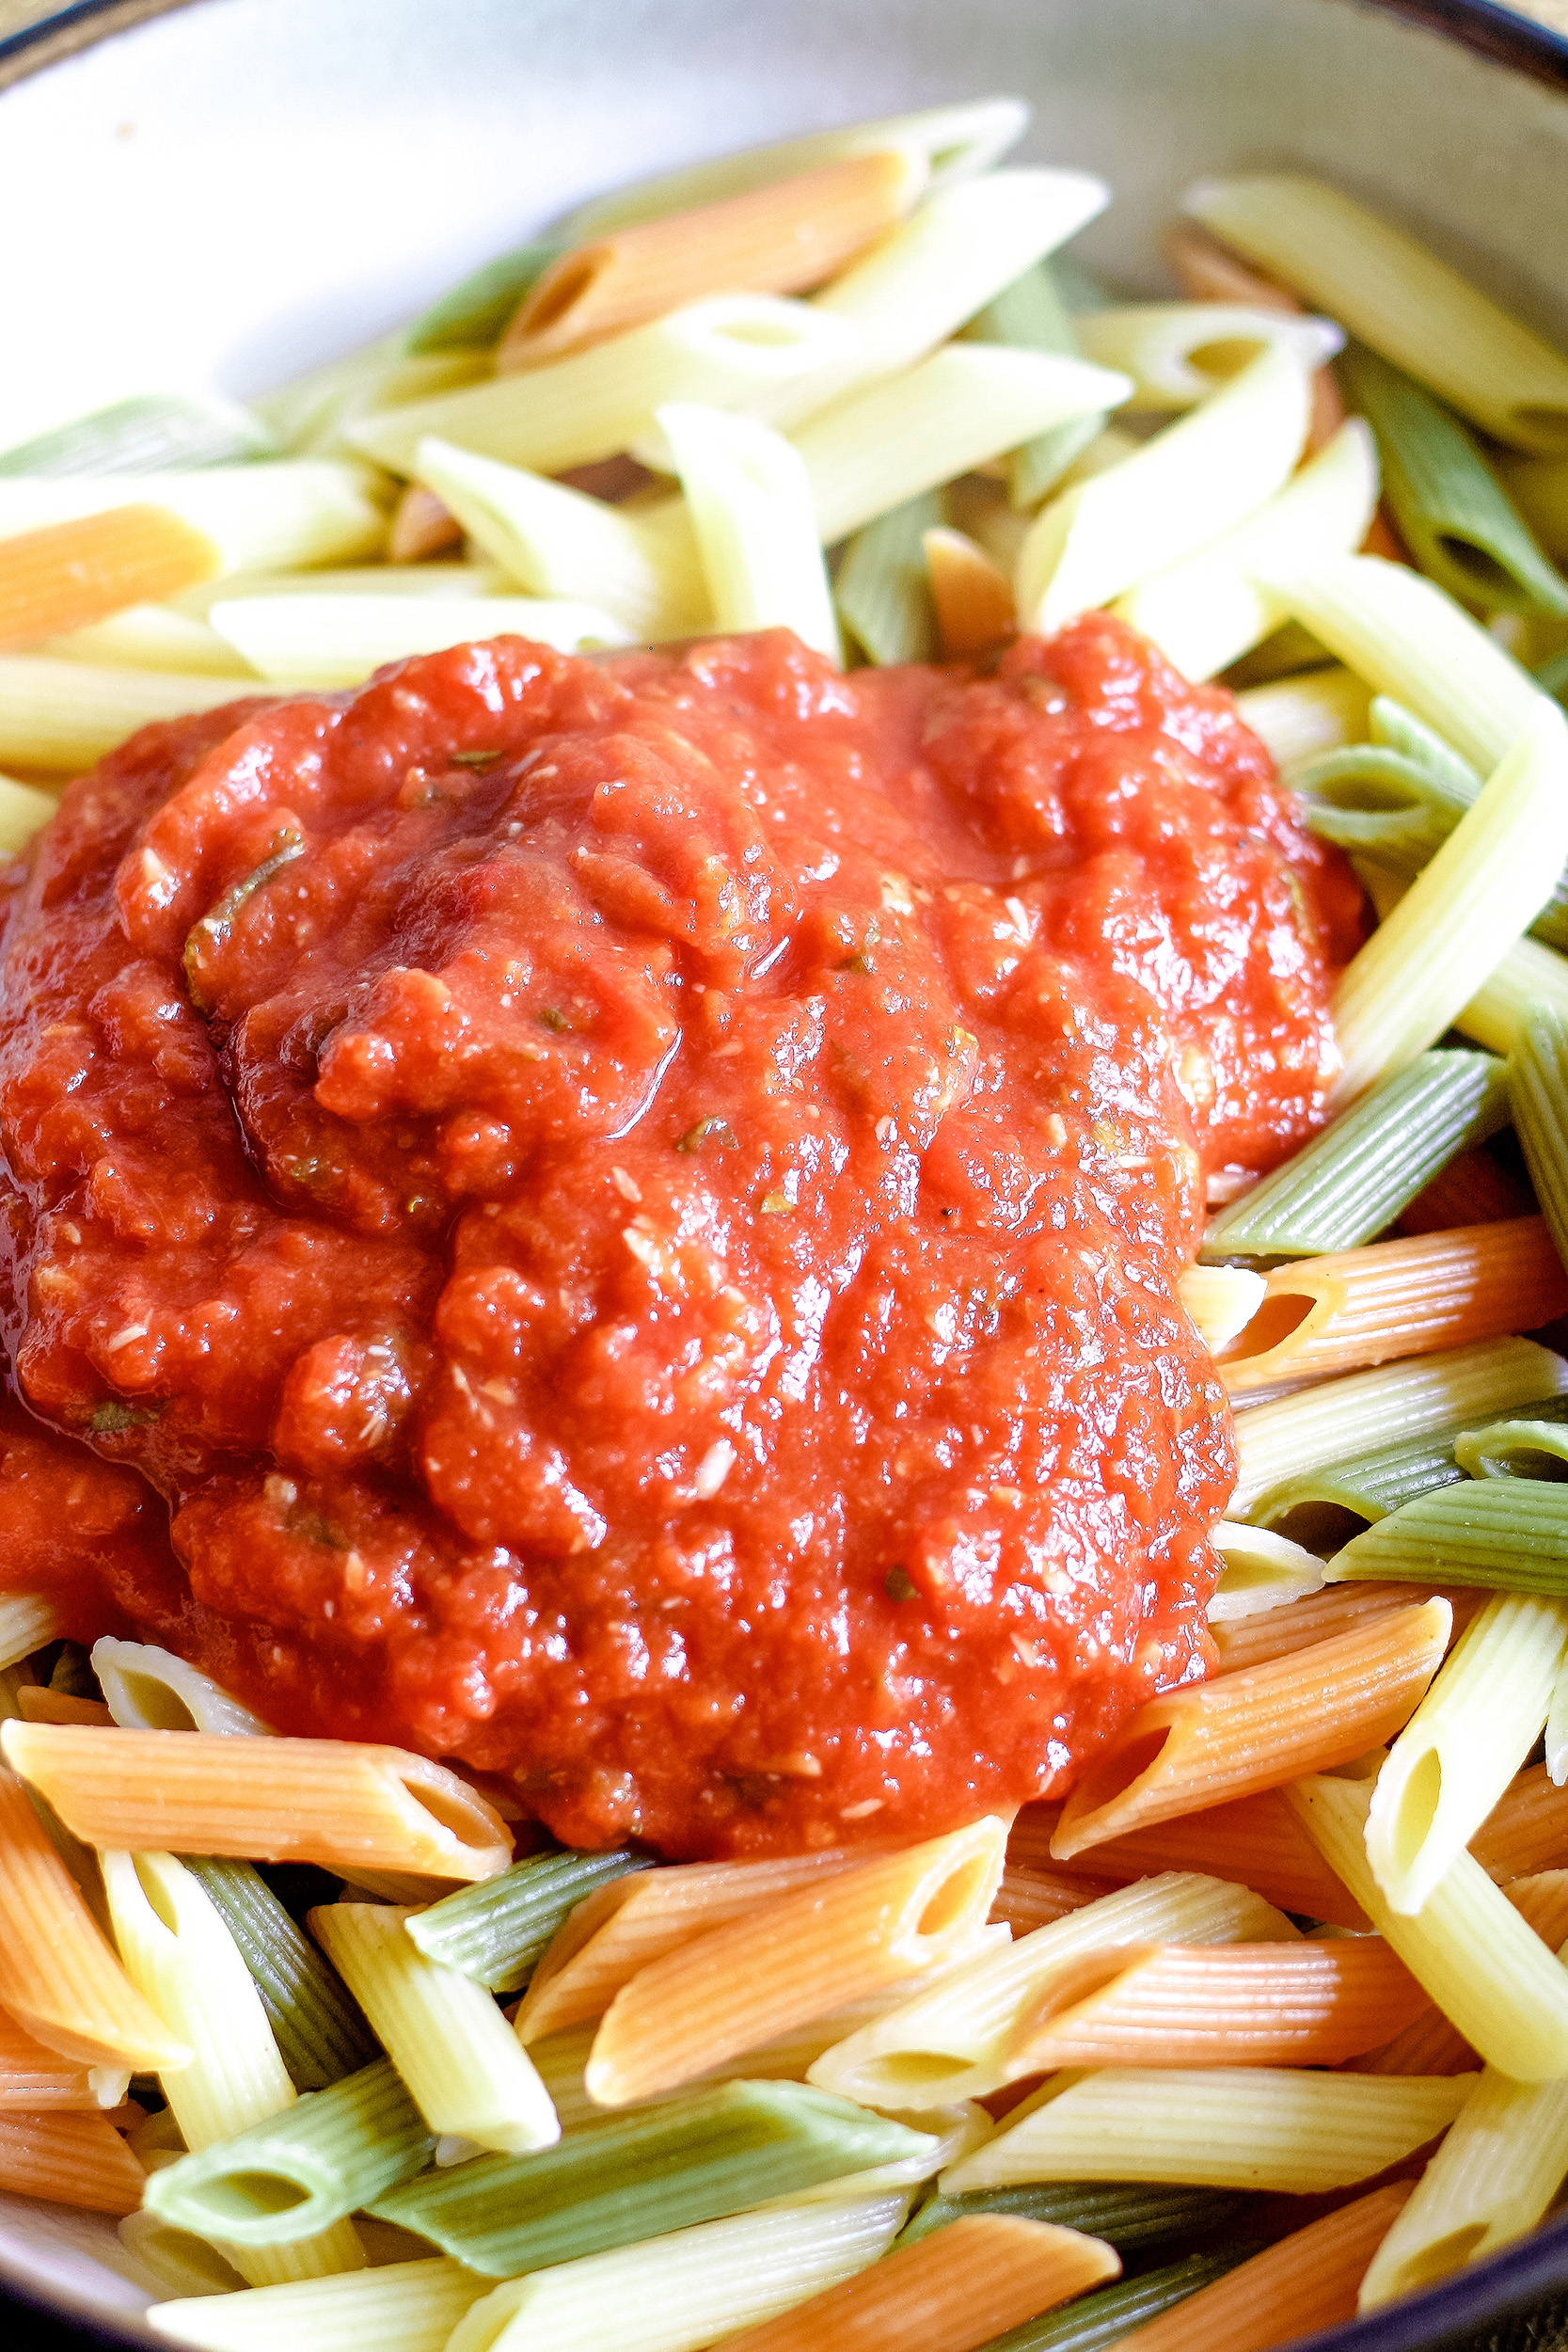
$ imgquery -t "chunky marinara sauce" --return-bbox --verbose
[0,620,1361,1854]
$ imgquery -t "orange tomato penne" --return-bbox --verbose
[0,2107,146,2215]
[0,1768,190,2072]
[0,505,221,651]
[499,151,922,366]
[513,1844,870,2042]
[1049,1600,1450,1860]
[583,1816,1006,2106]
[1006,1938,1427,2073]
[0,1722,511,1883]
[1216,1218,1568,1398]
[990,1859,1121,1936]
[1013,1789,1370,1930]
[388,485,463,562]
[1114,2183,1413,2350]
[924,526,1017,656]
[0,2009,100,2109]
[713,2216,1119,2352]
[15,1690,114,1726]
[1210,1582,1479,1677]
[1471,1763,1568,1883]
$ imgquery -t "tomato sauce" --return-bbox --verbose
[0,620,1361,1854]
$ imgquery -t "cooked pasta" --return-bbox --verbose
[656,405,840,659]
[0,2106,148,2215]
[1110,2185,1415,2351]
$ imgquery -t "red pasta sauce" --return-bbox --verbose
[0,619,1362,1854]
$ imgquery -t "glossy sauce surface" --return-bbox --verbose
[0,621,1360,1852]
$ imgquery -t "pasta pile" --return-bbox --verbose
[7,87,1568,2352]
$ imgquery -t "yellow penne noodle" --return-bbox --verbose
[714,2216,1119,2352]
[1257,552,1540,771]
[515,1845,870,2042]
[351,294,862,475]
[1207,1523,1327,1622]
[1114,418,1378,681]
[942,2065,1469,2195]
[1288,1772,1568,2079]
[1181,173,1568,451]
[0,463,388,576]
[118,2206,248,2301]
[1178,1264,1267,1354]
[0,1769,189,2072]
[208,592,634,689]
[1217,1219,1568,1397]
[1117,2184,1414,2350]
[0,1591,59,1672]
[413,437,707,640]
[309,1903,559,2153]
[1010,1788,1370,1929]
[923,526,1016,657]
[104,1850,365,2286]
[1330,700,1568,1102]
[146,2255,491,2352]
[560,97,1030,235]
[89,1640,269,1737]
[1048,1600,1449,1860]
[0,506,221,652]
[791,344,1132,547]
[1005,1938,1426,2073]
[657,405,840,660]
[1212,1582,1478,1677]
[1506,452,1568,564]
[1368,1596,1568,1915]
[1458,932,1568,1056]
[0,2106,147,2215]
[805,1873,1291,2110]
[584,1817,1006,2106]
[1226,1337,1568,1517]
[0,1723,512,1882]
[1360,2037,1568,2308]
[1015,342,1312,633]
[39,600,253,676]
[1075,303,1340,409]
[0,2010,99,2109]
[501,151,924,365]
[1232,664,1373,770]
[0,656,257,773]
[0,772,58,853]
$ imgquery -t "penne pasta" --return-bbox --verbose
[413,437,706,639]
[147,2256,492,2352]
[1288,1771,1568,2078]
[1232,664,1373,768]
[1015,342,1314,634]
[1180,173,1568,452]
[309,1903,559,2155]
[1226,1336,1568,1517]
[990,1861,1118,1937]
[1112,2185,1415,2351]
[583,1817,1006,2106]
[1327,700,1568,1102]
[1073,303,1340,410]
[0,461,389,576]
[1325,1478,1568,1597]
[941,2066,1469,2196]
[1217,1218,1568,1397]
[805,1874,1292,2110]
[1256,551,1539,770]
[711,2214,1120,2352]
[657,405,840,660]
[349,294,863,477]
[387,482,463,561]
[0,1767,190,2072]
[1004,1937,1426,2072]
[500,152,924,365]
[208,591,634,688]
[0,2106,147,2214]
[1472,1764,1568,1882]
[119,2206,248,2300]
[1047,1599,1449,1859]
[0,389,274,478]
[1013,1788,1370,1929]
[836,492,942,663]
[0,1722,513,1882]
[1207,1523,1327,1620]
[184,1859,378,2091]
[0,655,259,772]
[962,261,1106,511]
[558,98,1031,237]
[1368,1594,1568,1914]
[923,526,1016,656]
[514,1846,869,2043]
[1112,416,1378,682]
[0,505,221,651]
[38,600,251,677]
[90,1639,269,1736]
[406,1846,650,1994]
[0,2009,102,2109]
[1460,931,1568,1056]
[104,1849,365,2283]
[0,1590,59,1671]
[1177,1265,1267,1353]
